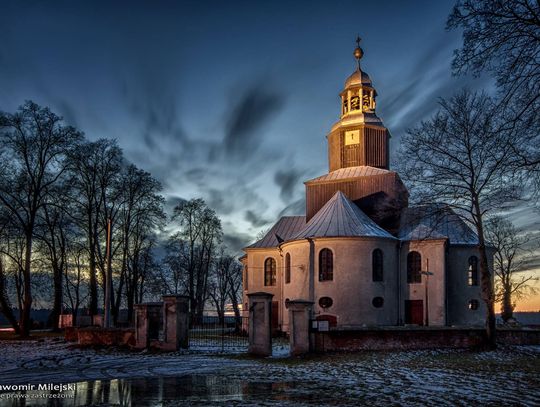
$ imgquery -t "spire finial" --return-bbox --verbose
[353,36,364,69]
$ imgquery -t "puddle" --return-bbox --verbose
[0,375,345,406]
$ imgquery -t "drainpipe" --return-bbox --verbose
[307,238,315,306]
[278,245,284,332]
[397,240,403,325]
[307,237,315,352]
[444,240,449,326]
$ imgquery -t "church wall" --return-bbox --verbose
[400,240,447,326]
[446,246,486,326]
[313,238,399,327]
[243,248,284,329]
[280,237,399,330]
[281,241,311,332]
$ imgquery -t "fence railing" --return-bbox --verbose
[189,315,249,352]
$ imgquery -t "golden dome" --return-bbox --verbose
[344,70,372,88]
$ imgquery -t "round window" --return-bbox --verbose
[372,297,384,308]
[319,297,333,309]
[468,299,479,310]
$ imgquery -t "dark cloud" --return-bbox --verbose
[244,210,271,228]
[277,197,306,218]
[224,85,286,158]
[223,232,254,254]
[274,168,305,202]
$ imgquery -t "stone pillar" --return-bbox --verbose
[134,303,162,349]
[248,292,274,357]
[162,295,190,350]
[287,299,314,356]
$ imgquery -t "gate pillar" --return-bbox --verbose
[162,295,190,350]
[134,302,162,349]
[286,299,314,356]
[247,292,274,357]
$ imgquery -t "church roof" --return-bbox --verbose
[246,216,306,249]
[305,166,392,184]
[398,206,479,245]
[290,191,395,241]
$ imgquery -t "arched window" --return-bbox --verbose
[285,253,291,284]
[407,251,421,283]
[468,256,478,286]
[319,248,333,281]
[372,249,383,282]
[264,258,276,286]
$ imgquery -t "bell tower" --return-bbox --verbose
[327,38,390,171]
[304,38,408,230]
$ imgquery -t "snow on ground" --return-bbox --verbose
[0,339,538,406]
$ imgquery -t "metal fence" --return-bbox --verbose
[189,315,249,352]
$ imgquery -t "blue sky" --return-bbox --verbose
[1,0,537,258]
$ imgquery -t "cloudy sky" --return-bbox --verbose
[1,1,538,309]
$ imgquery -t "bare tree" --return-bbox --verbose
[448,0,540,176]
[116,164,165,323]
[171,198,222,324]
[396,90,526,349]
[64,240,89,325]
[67,139,122,316]
[208,250,230,325]
[485,216,538,322]
[0,101,81,336]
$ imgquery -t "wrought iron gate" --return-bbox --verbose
[189,315,249,352]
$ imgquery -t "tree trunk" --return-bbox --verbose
[88,232,98,315]
[20,231,33,337]
[0,261,20,334]
[501,283,514,322]
[47,262,63,331]
[474,199,497,350]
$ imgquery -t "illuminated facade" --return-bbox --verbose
[242,40,488,332]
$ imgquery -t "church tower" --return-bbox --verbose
[327,38,389,171]
[304,39,408,231]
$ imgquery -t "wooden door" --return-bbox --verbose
[405,300,423,325]
[271,301,279,334]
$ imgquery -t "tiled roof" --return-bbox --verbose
[290,191,395,240]
[398,206,479,245]
[305,166,392,184]
[246,216,306,249]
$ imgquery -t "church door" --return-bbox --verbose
[405,300,423,325]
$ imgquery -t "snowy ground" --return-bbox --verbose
[0,338,538,406]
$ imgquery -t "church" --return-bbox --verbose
[241,41,487,332]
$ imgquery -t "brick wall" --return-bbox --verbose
[312,328,539,351]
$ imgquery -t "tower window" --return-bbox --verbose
[407,251,422,284]
[469,299,479,310]
[468,256,479,286]
[264,258,276,286]
[372,249,383,282]
[319,248,333,281]
[350,96,360,110]
[285,253,291,284]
